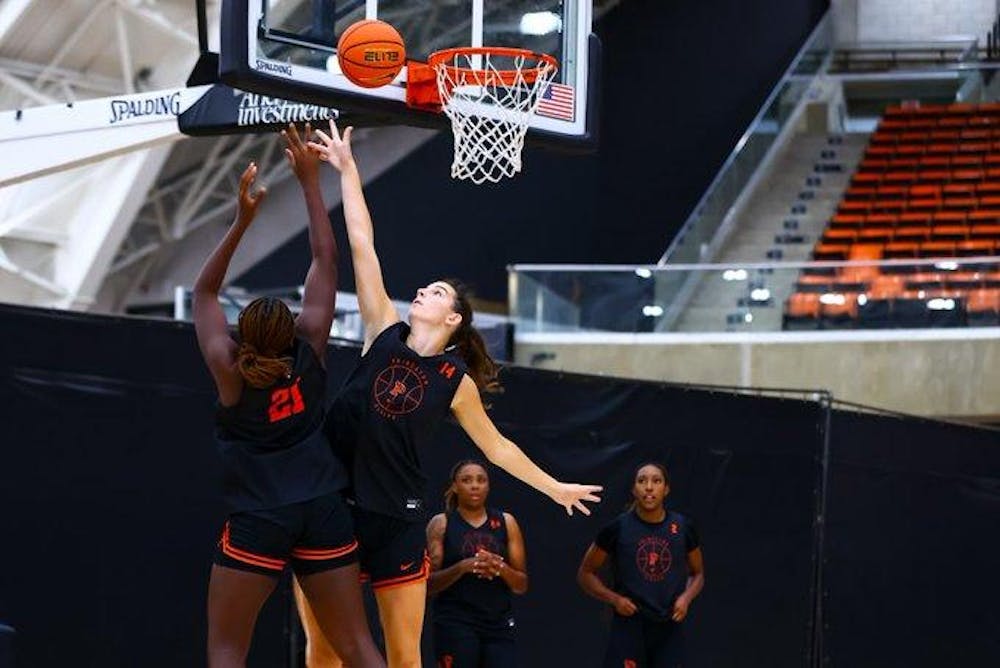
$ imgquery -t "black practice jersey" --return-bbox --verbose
[434,508,514,629]
[215,338,347,512]
[596,510,700,622]
[328,322,467,520]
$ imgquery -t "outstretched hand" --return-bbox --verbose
[552,482,603,517]
[308,119,356,173]
[282,123,321,185]
[237,162,266,225]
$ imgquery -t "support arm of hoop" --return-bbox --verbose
[404,61,442,112]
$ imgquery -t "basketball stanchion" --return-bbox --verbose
[408,48,558,184]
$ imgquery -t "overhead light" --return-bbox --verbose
[819,293,846,305]
[927,298,956,311]
[934,261,959,271]
[642,304,664,317]
[750,288,771,302]
[520,11,562,35]
[723,269,748,281]
[635,268,653,279]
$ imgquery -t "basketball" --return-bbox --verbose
[337,19,406,88]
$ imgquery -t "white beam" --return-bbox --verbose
[0,87,208,187]
[0,70,56,105]
[0,57,123,96]
[115,3,136,94]
[0,0,32,45]
[118,1,199,47]
[32,0,115,89]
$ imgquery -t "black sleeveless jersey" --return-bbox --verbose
[215,338,347,512]
[434,508,513,629]
[327,322,467,520]
[595,510,700,622]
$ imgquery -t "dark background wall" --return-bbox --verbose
[239,0,829,301]
[2,305,999,668]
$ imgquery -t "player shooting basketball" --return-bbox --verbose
[293,119,603,668]
[193,125,384,668]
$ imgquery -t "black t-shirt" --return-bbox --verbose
[434,508,514,629]
[595,509,700,622]
[215,338,347,512]
[328,322,467,520]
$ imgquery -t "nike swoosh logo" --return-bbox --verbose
[399,561,415,571]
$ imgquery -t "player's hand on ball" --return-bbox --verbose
[309,119,356,173]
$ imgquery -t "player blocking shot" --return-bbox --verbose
[293,119,603,668]
[193,125,384,668]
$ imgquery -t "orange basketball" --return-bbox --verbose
[337,19,406,89]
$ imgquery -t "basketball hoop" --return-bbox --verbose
[425,47,558,184]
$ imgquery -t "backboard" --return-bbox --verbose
[220,0,599,149]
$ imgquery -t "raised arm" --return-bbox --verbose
[192,162,265,405]
[283,124,337,363]
[577,544,637,617]
[309,121,399,353]
[450,376,602,516]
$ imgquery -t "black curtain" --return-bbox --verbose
[2,305,999,667]
[822,408,1000,667]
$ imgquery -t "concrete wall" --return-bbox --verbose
[514,329,1000,419]
[832,0,996,43]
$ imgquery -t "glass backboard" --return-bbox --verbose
[220,0,599,148]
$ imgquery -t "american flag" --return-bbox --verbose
[536,82,575,121]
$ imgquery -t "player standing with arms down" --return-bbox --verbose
[577,463,704,668]
[427,460,529,667]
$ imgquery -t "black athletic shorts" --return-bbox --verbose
[352,507,429,590]
[214,491,358,577]
[434,618,516,668]
[603,613,685,668]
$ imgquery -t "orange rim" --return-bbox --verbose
[428,47,558,87]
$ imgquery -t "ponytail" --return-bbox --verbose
[236,296,296,388]
[236,342,293,389]
[442,279,500,394]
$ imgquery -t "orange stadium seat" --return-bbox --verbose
[920,241,957,257]
[884,243,921,261]
[957,240,995,255]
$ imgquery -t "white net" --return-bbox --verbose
[430,49,558,184]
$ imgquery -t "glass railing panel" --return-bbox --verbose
[510,258,1000,334]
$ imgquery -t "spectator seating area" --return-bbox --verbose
[784,103,1000,329]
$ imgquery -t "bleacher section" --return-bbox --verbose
[784,103,1000,329]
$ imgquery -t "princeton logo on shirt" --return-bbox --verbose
[372,357,429,418]
[635,535,672,582]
